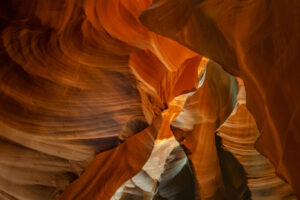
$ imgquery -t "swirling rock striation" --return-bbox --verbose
[217,82,295,199]
[0,0,299,199]
[141,0,300,197]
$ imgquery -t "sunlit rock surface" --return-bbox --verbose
[171,60,249,199]
[141,0,300,198]
[217,82,295,200]
[0,0,299,199]
[111,137,193,200]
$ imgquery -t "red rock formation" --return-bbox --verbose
[218,81,295,199]
[59,117,161,200]
[0,0,299,199]
[171,59,246,199]
[0,0,201,199]
[141,0,300,197]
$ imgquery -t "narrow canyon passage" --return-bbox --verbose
[0,0,299,199]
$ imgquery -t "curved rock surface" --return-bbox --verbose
[217,82,295,199]
[171,59,249,199]
[141,0,300,197]
[0,0,299,199]
[0,0,200,199]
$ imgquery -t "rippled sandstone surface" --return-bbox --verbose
[0,0,299,199]
[141,0,300,198]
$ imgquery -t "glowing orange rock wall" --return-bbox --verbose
[218,82,295,199]
[141,0,300,197]
[171,60,239,199]
[0,0,201,199]
[0,0,299,199]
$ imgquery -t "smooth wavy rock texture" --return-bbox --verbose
[171,60,248,199]
[0,0,299,199]
[111,137,194,200]
[141,0,300,198]
[217,82,295,200]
